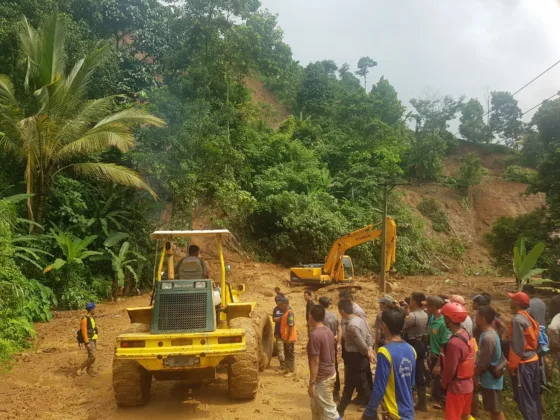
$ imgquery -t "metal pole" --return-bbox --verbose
[379,185,388,293]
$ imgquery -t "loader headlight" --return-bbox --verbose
[161,282,173,290]
[194,281,206,289]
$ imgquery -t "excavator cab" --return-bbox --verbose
[342,256,354,280]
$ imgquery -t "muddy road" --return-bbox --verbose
[0,262,513,419]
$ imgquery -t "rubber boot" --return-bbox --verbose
[415,386,428,412]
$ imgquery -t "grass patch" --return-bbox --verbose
[417,198,450,233]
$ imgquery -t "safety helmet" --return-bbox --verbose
[86,302,96,311]
[441,302,468,323]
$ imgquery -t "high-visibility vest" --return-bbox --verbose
[83,316,98,341]
[441,332,477,379]
[280,309,297,342]
[508,310,539,367]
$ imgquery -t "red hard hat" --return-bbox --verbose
[442,302,468,323]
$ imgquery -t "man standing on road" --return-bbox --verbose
[440,302,476,420]
[305,291,316,336]
[474,305,506,420]
[508,291,542,420]
[319,297,341,400]
[307,304,342,420]
[272,293,286,371]
[337,299,374,418]
[77,302,98,376]
[279,296,297,376]
[548,295,560,365]
[522,285,547,327]
[362,308,416,420]
[402,292,429,411]
[426,295,450,408]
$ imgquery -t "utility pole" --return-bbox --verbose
[377,181,410,293]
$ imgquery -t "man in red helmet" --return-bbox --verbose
[440,302,477,420]
[508,291,542,420]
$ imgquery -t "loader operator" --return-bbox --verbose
[175,245,209,279]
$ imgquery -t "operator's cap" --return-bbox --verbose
[378,296,394,306]
[507,292,530,306]
[86,302,96,311]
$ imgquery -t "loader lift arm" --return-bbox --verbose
[323,217,397,282]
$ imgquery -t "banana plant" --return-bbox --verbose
[513,239,546,290]
[92,233,145,300]
[43,227,102,272]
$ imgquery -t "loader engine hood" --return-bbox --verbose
[151,279,216,333]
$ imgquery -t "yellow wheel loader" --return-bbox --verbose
[112,230,273,406]
[289,217,397,285]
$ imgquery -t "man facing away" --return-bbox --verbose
[77,302,98,376]
[272,293,286,370]
[337,299,374,418]
[279,296,297,376]
[426,295,450,408]
[450,295,474,338]
[440,302,476,420]
[174,244,209,279]
[319,296,341,400]
[474,305,506,420]
[507,291,542,420]
[362,308,416,420]
[402,291,429,411]
[307,304,342,420]
[521,284,546,327]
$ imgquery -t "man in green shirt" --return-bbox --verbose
[427,295,450,408]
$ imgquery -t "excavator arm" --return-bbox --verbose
[323,217,397,282]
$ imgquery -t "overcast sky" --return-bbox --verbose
[259,0,560,121]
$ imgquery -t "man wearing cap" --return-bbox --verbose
[440,302,477,420]
[77,302,98,376]
[450,295,473,338]
[508,291,542,420]
[426,295,451,408]
[375,296,396,348]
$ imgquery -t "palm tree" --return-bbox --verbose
[0,15,165,224]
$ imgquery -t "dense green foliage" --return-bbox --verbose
[417,198,450,233]
[502,165,538,184]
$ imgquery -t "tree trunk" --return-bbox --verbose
[112,275,119,301]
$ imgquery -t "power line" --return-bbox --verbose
[449,58,560,137]
[521,91,560,116]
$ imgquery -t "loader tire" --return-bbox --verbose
[112,359,152,407]
[252,310,274,371]
[228,317,259,400]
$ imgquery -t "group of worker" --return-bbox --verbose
[270,284,560,420]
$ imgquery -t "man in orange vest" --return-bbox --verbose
[507,292,542,420]
[440,302,477,420]
[279,296,297,377]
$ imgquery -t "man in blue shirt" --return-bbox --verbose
[363,308,416,420]
[474,305,505,420]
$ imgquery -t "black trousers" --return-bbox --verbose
[429,353,446,404]
[409,339,426,388]
[337,352,371,417]
[334,343,341,395]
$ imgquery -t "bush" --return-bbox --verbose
[502,165,538,184]
[417,198,450,233]
[429,237,466,258]
[457,154,488,191]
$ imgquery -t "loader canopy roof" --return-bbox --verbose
[150,229,231,240]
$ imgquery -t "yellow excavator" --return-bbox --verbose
[289,217,397,285]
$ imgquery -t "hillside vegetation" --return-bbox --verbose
[1,0,560,363]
